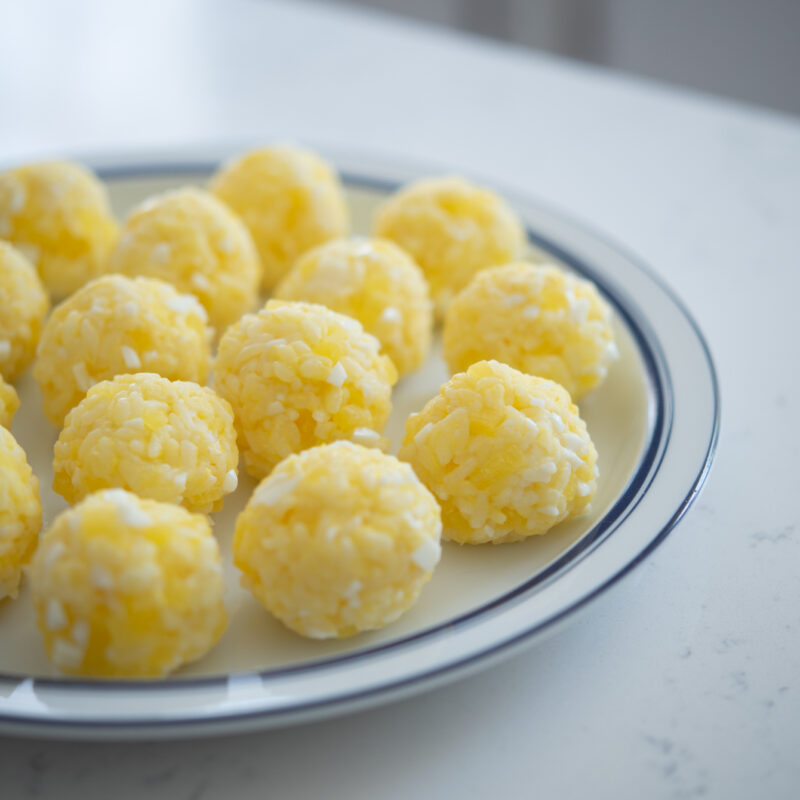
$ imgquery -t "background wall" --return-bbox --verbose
[321,0,800,116]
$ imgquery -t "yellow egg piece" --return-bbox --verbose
[34,274,212,426]
[215,300,397,480]
[0,375,19,429]
[0,426,41,600]
[443,262,618,401]
[275,236,433,376]
[53,373,239,513]
[0,161,118,300]
[28,489,226,678]
[234,441,442,638]
[399,360,598,544]
[374,176,525,317]
[0,240,49,381]
[210,145,349,291]
[108,187,261,335]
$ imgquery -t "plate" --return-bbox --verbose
[0,150,719,739]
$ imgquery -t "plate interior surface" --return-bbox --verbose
[0,170,652,679]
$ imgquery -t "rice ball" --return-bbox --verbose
[53,373,239,514]
[215,300,397,479]
[28,489,227,678]
[274,236,433,376]
[0,426,42,599]
[373,176,525,317]
[399,360,598,544]
[443,262,618,401]
[210,145,349,291]
[34,274,212,426]
[0,161,118,300]
[0,240,49,381]
[234,441,442,638]
[0,374,19,429]
[107,187,261,335]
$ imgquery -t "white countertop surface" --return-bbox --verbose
[1,1,798,797]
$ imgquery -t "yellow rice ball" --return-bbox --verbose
[28,489,226,678]
[0,240,49,381]
[274,237,433,376]
[215,300,397,479]
[0,161,118,300]
[210,145,349,291]
[234,441,442,638]
[34,275,212,427]
[53,373,239,514]
[0,426,41,600]
[373,176,526,317]
[0,375,19,428]
[108,188,261,335]
[443,262,618,401]
[399,360,598,544]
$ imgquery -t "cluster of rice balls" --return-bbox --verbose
[0,145,617,679]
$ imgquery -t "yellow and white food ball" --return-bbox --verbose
[108,187,261,335]
[34,275,211,426]
[210,145,349,291]
[28,489,226,678]
[0,240,49,381]
[443,263,618,401]
[275,237,432,376]
[0,375,19,428]
[373,176,526,317]
[399,360,598,545]
[0,161,118,300]
[234,441,442,638]
[53,373,239,514]
[215,300,397,480]
[0,427,41,600]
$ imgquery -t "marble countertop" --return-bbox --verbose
[1,1,798,797]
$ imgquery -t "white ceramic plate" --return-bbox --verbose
[0,151,718,739]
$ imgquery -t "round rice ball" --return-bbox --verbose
[373,176,525,317]
[274,236,432,376]
[108,187,261,335]
[28,489,227,678]
[399,360,598,544]
[234,441,442,638]
[210,145,349,291]
[0,161,118,300]
[0,426,41,600]
[34,274,212,426]
[53,373,239,514]
[0,374,19,429]
[214,300,397,480]
[443,262,618,401]
[0,240,49,381]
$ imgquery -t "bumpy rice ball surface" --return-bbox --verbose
[275,237,432,376]
[108,187,261,335]
[234,441,442,638]
[444,262,618,401]
[373,176,525,317]
[53,373,239,513]
[0,240,49,381]
[28,489,226,678]
[214,300,397,480]
[0,375,19,429]
[210,145,349,291]
[399,360,598,544]
[34,275,211,426]
[0,427,41,599]
[0,161,118,300]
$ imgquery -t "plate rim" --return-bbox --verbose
[0,151,719,737]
